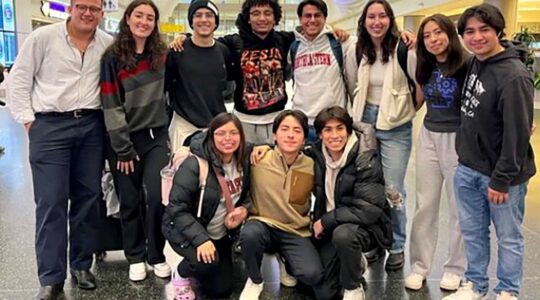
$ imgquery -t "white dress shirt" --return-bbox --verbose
[6,21,113,124]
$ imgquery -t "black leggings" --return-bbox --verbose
[171,236,233,298]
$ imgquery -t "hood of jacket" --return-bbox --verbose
[188,131,223,169]
[293,24,333,44]
[484,40,529,64]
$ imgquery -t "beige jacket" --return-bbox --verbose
[345,43,417,130]
[250,148,314,237]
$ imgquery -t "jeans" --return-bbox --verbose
[362,104,412,253]
[307,125,319,143]
[454,164,527,295]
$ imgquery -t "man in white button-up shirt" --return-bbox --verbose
[6,1,112,299]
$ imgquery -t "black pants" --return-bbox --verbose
[107,127,168,264]
[30,111,104,286]
[239,220,329,296]
[171,236,233,298]
[314,223,376,299]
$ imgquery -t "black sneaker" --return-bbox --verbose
[385,252,405,272]
[364,247,386,264]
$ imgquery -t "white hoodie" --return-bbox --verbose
[290,25,356,125]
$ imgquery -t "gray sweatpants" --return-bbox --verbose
[241,122,274,145]
[409,125,466,277]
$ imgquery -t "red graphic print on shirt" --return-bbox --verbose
[240,47,285,110]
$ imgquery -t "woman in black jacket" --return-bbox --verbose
[307,106,392,300]
[162,113,253,300]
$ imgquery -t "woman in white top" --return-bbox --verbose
[345,0,418,272]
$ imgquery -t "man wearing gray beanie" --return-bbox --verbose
[166,0,234,152]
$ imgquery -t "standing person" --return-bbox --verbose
[443,4,536,300]
[289,0,355,141]
[222,0,295,144]
[6,0,112,298]
[100,0,171,282]
[166,0,234,150]
[345,0,418,271]
[239,110,329,300]
[163,113,253,299]
[308,106,391,300]
[404,14,467,291]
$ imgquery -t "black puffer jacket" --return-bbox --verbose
[307,134,393,249]
[162,132,253,249]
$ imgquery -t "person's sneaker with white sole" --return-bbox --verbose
[442,282,486,300]
[404,272,425,290]
[440,272,462,291]
[277,256,297,287]
[239,278,263,300]
[496,291,517,300]
[153,262,171,278]
[343,286,365,300]
[129,262,147,282]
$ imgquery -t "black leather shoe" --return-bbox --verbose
[70,269,97,290]
[385,252,405,272]
[33,283,63,300]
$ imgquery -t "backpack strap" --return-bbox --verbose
[326,33,344,74]
[193,156,209,218]
[212,165,235,214]
[397,39,417,107]
[289,39,301,73]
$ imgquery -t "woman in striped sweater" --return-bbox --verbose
[99,0,170,282]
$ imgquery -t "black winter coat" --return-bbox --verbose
[162,132,253,249]
[307,135,393,249]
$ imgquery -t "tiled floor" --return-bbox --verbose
[0,106,539,300]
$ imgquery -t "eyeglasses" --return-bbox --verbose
[301,13,324,20]
[249,10,273,18]
[74,3,102,15]
[214,130,240,138]
[193,12,215,19]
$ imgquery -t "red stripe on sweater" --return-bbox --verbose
[118,59,151,81]
[100,81,118,95]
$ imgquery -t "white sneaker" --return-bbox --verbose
[129,262,147,282]
[343,286,365,300]
[153,262,171,278]
[440,272,462,291]
[442,282,486,300]
[361,253,368,276]
[239,278,264,300]
[277,257,297,287]
[404,272,425,290]
[496,291,518,300]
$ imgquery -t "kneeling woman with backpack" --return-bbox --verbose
[162,113,254,300]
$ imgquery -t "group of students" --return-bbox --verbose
[4,0,535,300]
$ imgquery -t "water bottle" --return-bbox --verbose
[385,185,403,210]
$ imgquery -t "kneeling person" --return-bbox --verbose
[309,106,392,300]
[239,110,325,300]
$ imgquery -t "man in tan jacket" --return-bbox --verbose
[239,110,330,300]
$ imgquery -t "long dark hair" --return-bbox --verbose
[356,0,400,65]
[416,14,466,84]
[105,0,166,71]
[206,113,246,171]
